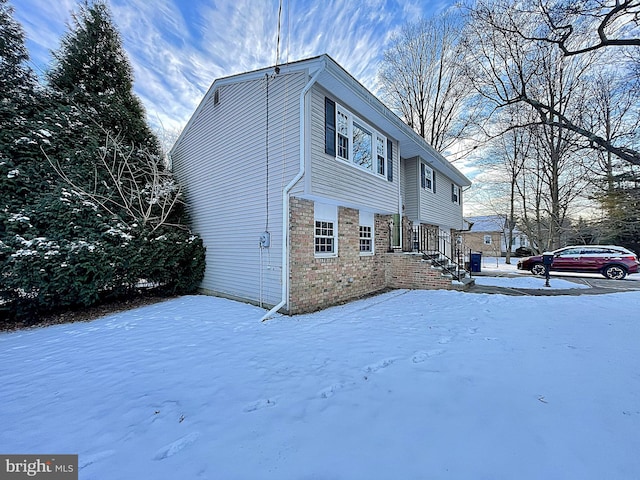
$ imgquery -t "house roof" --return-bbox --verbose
[171,54,471,187]
[465,215,507,232]
[464,215,528,236]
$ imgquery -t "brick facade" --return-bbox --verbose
[385,253,455,291]
[289,197,455,314]
[458,231,503,257]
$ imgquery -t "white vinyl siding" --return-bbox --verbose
[421,168,463,229]
[309,87,398,213]
[402,157,419,222]
[402,156,463,230]
[171,72,305,307]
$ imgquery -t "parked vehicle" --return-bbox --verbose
[514,246,533,257]
[517,245,640,279]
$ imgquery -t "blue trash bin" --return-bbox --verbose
[470,252,482,273]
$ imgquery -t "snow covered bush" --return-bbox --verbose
[135,231,206,295]
[2,235,110,317]
[1,215,205,320]
[1,175,205,320]
[1,1,205,322]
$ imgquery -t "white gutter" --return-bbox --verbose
[260,59,326,322]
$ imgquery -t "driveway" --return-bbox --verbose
[469,259,640,296]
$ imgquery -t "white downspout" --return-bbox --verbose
[260,60,326,322]
[397,148,402,249]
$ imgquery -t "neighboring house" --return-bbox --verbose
[170,54,471,317]
[459,215,530,256]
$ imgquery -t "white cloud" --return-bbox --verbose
[12,0,454,133]
[13,0,77,74]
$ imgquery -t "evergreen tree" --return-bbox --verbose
[47,0,159,154]
[2,0,204,321]
[1,0,99,234]
[43,0,186,227]
[0,0,41,239]
[598,171,640,254]
[0,0,54,315]
[0,0,37,102]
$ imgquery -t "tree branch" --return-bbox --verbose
[44,132,185,232]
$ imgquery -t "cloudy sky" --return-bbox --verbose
[13,0,454,136]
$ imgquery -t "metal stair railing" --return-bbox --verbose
[401,223,472,281]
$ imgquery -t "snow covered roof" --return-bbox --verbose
[465,215,507,232]
[465,215,529,237]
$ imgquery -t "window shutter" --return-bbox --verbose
[433,170,436,193]
[451,183,455,202]
[387,139,393,182]
[325,97,336,156]
[420,163,426,188]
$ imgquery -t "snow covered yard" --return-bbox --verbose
[2,290,639,479]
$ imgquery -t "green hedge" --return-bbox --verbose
[1,224,205,321]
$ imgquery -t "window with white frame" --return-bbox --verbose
[336,109,349,160]
[335,104,387,177]
[452,184,460,204]
[314,203,338,256]
[359,211,374,254]
[359,226,372,252]
[315,221,335,253]
[421,163,434,191]
[484,235,492,245]
[376,135,385,176]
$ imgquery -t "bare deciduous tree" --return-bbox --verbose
[463,14,596,249]
[378,12,482,159]
[46,133,184,232]
[475,0,640,56]
[493,110,534,263]
[584,69,640,192]
[465,0,640,166]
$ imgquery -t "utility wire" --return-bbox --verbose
[275,0,283,67]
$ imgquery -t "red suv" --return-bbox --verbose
[517,245,640,279]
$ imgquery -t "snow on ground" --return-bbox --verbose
[479,256,522,273]
[473,275,589,289]
[2,290,640,479]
